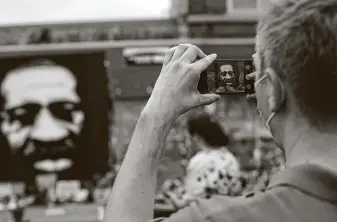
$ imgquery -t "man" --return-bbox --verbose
[215,64,236,93]
[0,60,85,182]
[105,0,337,221]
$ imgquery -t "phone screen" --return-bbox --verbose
[198,59,255,95]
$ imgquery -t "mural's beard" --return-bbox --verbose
[224,77,235,86]
[14,131,80,168]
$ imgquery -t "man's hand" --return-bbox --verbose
[246,71,257,101]
[146,44,220,119]
[247,53,257,101]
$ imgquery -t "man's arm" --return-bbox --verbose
[104,44,219,222]
[103,108,175,222]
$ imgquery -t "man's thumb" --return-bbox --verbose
[198,94,221,106]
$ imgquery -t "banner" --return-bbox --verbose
[123,47,169,66]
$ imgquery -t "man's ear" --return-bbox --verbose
[265,67,285,112]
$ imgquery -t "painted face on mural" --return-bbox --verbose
[0,64,85,171]
[218,64,235,88]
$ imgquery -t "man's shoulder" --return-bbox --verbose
[162,164,337,222]
[195,188,291,221]
[164,187,298,222]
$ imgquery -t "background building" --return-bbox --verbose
[0,1,287,221]
[0,0,282,200]
[0,0,279,179]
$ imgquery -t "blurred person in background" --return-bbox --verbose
[185,115,241,196]
[187,115,229,152]
[37,28,51,44]
[162,115,243,209]
[105,0,337,221]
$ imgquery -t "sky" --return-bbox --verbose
[0,0,171,26]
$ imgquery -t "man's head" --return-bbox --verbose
[0,60,84,168]
[255,0,337,145]
[219,64,235,87]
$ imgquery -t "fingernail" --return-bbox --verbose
[211,53,217,58]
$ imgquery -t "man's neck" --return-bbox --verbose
[283,123,337,170]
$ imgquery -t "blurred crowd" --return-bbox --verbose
[155,113,285,210]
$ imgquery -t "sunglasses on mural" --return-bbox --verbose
[2,101,81,126]
[220,71,234,76]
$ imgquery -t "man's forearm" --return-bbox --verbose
[104,107,175,222]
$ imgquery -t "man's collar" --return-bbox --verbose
[267,164,337,202]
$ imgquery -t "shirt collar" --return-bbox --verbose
[268,163,337,202]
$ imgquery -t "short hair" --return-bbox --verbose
[187,115,229,147]
[257,0,337,130]
[0,59,79,109]
[220,64,233,70]
[7,59,66,76]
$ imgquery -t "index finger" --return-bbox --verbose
[247,93,256,101]
[181,45,207,63]
[192,53,217,72]
[162,46,177,66]
[246,71,256,80]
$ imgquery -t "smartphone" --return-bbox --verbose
[198,59,255,95]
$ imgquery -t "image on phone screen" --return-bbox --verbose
[198,60,255,95]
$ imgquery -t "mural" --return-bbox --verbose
[0,53,113,186]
